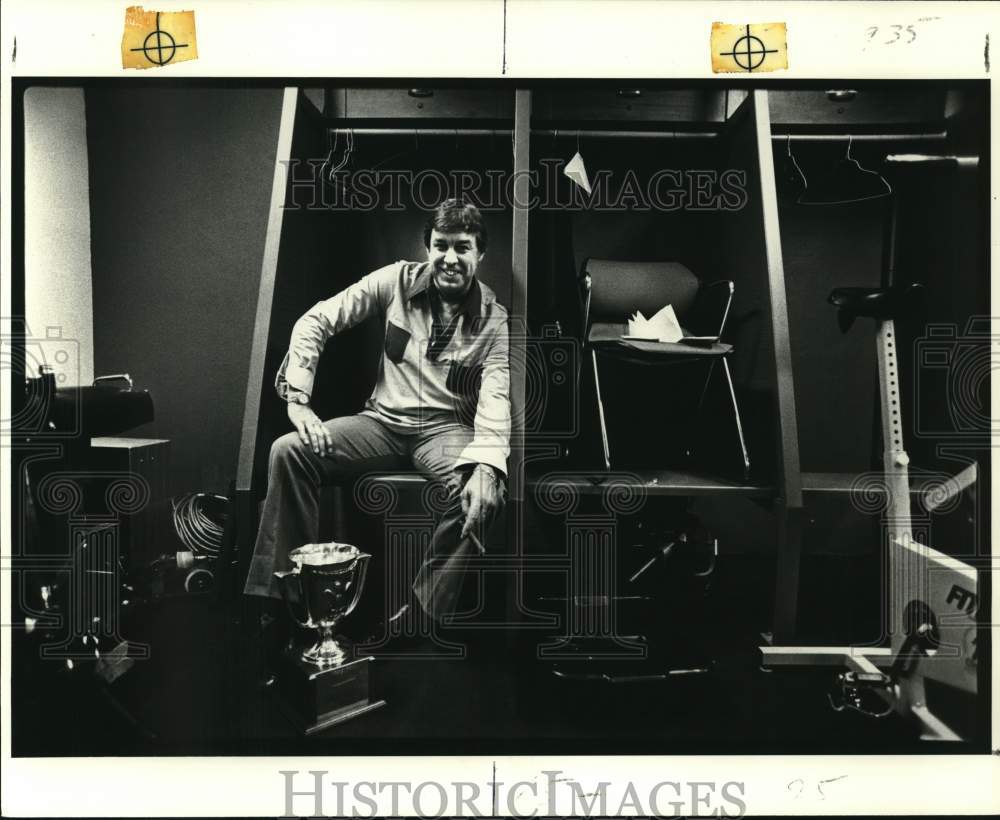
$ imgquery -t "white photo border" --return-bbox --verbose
[1,0,997,816]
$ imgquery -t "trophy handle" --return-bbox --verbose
[274,569,311,629]
[342,554,370,619]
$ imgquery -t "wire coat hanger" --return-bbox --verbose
[324,128,355,184]
[796,135,893,206]
[782,135,808,203]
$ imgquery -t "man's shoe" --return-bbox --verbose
[350,587,421,643]
[353,589,465,657]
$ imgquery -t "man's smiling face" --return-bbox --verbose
[427,229,483,303]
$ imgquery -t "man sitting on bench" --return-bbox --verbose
[244,198,510,627]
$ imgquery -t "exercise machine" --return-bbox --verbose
[759,169,981,741]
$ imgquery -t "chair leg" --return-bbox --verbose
[591,349,611,470]
[683,361,718,461]
[695,361,717,415]
[722,359,751,479]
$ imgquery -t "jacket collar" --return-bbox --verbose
[407,263,483,322]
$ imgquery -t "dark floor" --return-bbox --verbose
[10,552,983,757]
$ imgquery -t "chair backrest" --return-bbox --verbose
[582,259,700,327]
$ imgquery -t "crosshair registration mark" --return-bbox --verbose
[130,12,189,66]
[719,24,777,71]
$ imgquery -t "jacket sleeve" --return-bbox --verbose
[454,310,511,478]
[275,263,399,400]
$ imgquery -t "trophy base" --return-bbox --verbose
[275,640,385,735]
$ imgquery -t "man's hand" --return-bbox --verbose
[459,464,505,546]
[288,401,333,456]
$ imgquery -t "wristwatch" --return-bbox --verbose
[286,389,310,405]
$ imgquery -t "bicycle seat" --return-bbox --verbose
[828,284,924,332]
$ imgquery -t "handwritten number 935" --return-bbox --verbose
[866,25,918,44]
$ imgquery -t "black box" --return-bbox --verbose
[88,437,170,570]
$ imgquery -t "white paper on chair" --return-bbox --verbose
[625,304,683,343]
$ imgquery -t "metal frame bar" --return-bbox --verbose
[699,279,735,338]
[877,318,918,640]
[722,359,751,480]
[885,153,978,168]
[760,645,894,668]
[925,462,977,512]
[693,361,717,416]
[684,279,747,476]
[326,127,948,143]
[591,349,612,471]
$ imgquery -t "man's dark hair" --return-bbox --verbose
[423,198,488,254]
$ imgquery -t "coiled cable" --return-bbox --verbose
[170,492,229,557]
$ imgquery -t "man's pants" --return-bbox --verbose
[243,414,503,620]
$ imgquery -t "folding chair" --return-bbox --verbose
[580,259,750,478]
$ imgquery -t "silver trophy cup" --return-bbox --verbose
[274,542,370,667]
